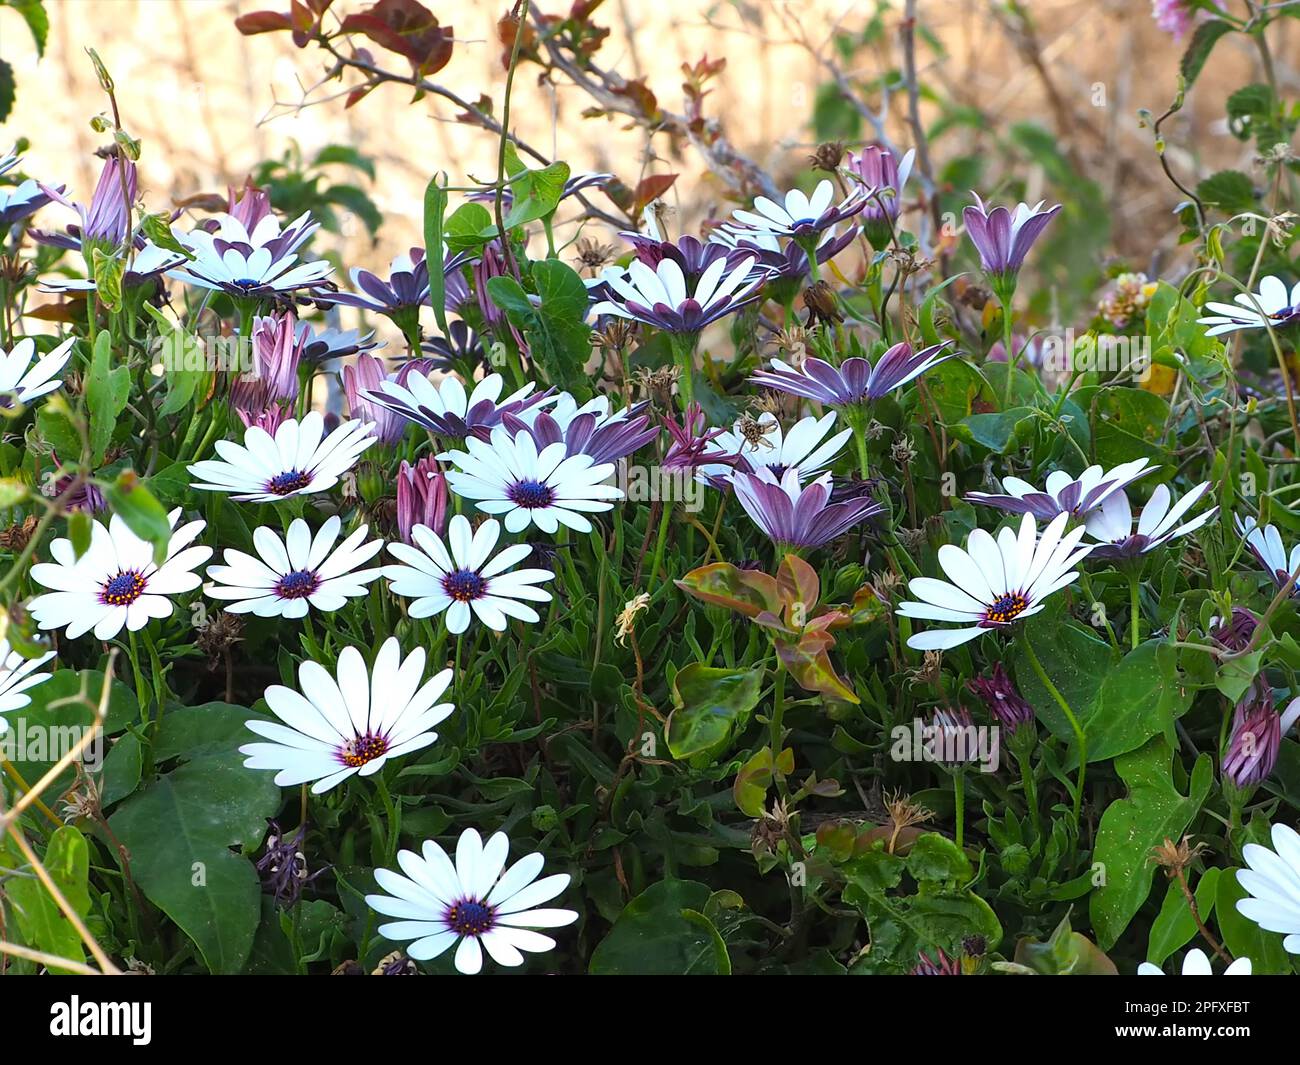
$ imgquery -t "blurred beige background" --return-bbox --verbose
[1,0,1287,277]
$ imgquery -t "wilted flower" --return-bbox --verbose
[256,821,326,907]
[1222,681,1300,790]
[662,402,740,473]
[751,341,954,407]
[967,663,1035,729]
[926,706,978,765]
[1209,608,1259,653]
[967,458,1154,521]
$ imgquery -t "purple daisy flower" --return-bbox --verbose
[967,459,1154,521]
[40,155,135,248]
[501,395,660,466]
[967,663,1035,730]
[751,341,955,407]
[963,194,1062,291]
[589,254,762,334]
[362,370,553,443]
[317,248,431,314]
[732,466,883,550]
[843,145,914,246]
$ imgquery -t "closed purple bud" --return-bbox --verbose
[1222,683,1300,789]
[1210,608,1258,653]
[397,456,448,544]
[967,663,1035,729]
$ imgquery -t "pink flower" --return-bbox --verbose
[396,456,448,544]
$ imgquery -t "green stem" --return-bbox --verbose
[648,500,673,586]
[770,661,788,795]
[953,767,965,849]
[1000,290,1017,409]
[670,333,699,411]
[1128,571,1141,651]
[1020,631,1086,832]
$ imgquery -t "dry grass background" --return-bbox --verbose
[2,0,1293,283]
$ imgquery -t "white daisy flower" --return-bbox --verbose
[366,827,577,975]
[443,427,622,535]
[188,412,376,502]
[1137,948,1252,976]
[170,213,331,299]
[384,514,554,633]
[28,509,211,640]
[727,178,868,239]
[1083,482,1217,559]
[588,255,763,333]
[1235,821,1300,954]
[363,369,549,442]
[0,640,56,736]
[897,511,1093,650]
[205,516,385,618]
[698,411,852,487]
[967,458,1154,521]
[1236,515,1300,594]
[0,337,75,409]
[1198,276,1300,337]
[239,638,453,794]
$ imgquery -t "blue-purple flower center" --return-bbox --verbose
[441,568,487,602]
[339,732,388,769]
[266,469,311,496]
[446,899,495,937]
[984,592,1028,625]
[101,570,147,606]
[507,478,555,510]
[275,569,319,600]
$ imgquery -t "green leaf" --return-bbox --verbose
[0,826,90,973]
[1180,20,1235,88]
[104,470,171,566]
[108,752,281,973]
[487,260,592,394]
[86,331,129,463]
[666,664,764,763]
[311,143,375,180]
[143,304,206,417]
[1196,169,1256,215]
[422,172,450,335]
[1146,867,1220,967]
[444,202,496,252]
[1089,737,1213,949]
[906,832,973,886]
[3,1,48,57]
[1076,640,1192,767]
[1011,912,1118,975]
[589,880,731,974]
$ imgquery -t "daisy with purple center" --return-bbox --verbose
[728,179,870,243]
[384,514,554,633]
[443,428,622,535]
[896,512,1092,651]
[204,516,384,619]
[1198,276,1300,337]
[170,210,331,301]
[1082,483,1217,560]
[732,467,883,551]
[751,341,955,407]
[366,827,577,974]
[240,638,453,794]
[966,458,1154,521]
[187,411,376,503]
[28,509,211,641]
[362,370,551,444]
